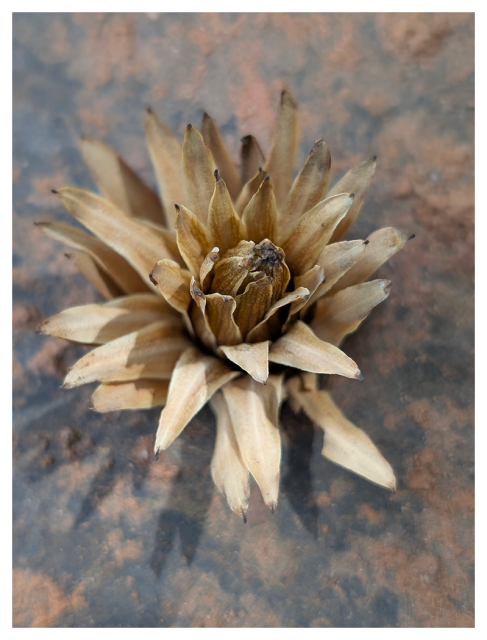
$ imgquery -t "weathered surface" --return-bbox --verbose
[13,13,474,628]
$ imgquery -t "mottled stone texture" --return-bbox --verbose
[13,13,474,628]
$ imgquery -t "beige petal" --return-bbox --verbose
[222,375,281,511]
[210,391,250,520]
[54,188,177,284]
[209,255,251,297]
[287,382,396,490]
[242,176,277,244]
[189,278,218,352]
[149,259,192,315]
[234,277,273,337]
[38,293,175,344]
[329,227,410,293]
[280,193,353,275]
[64,251,122,299]
[80,136,164,224]
[63,319,192,388]
[205,293,243,346]
[200,247,220,292]
[264,90,299,206]
[201,113,242,200]
[246,286,310,343]
[174,204,211,278]
[305,240,368,308]
[36,221,148,294]
[281,139,331,229]
[235,168,267,216]
[154,347,239,452]
[328,156,377,242]
[92,380,169,413]
[137,219,185,268]
[269,320,361,379]
[240,135,266,185]
[182,124,216,223]
[311,279,391,346]
[290,265,325,315]
[208,172,245,254]
[220,341,269,384]
[144,108,184,229]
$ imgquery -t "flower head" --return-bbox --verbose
[38,90,411,520]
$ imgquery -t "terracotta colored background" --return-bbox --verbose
[12,13,474,627]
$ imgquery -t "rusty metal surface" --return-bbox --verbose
[13,13,474,627]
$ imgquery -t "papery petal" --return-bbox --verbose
[242,176,277,244]
[269,320,361,379]
[200,247,220,292]
[235,168,267,216]
[281,139,331,229]
[38,293,175,344]
[210,391,250,521]
[54,188,178,284]
[240,135,266,185]
[63,320,192,388]
[154,347,239,452]
[91,380,169,413]
[328,156,377,242]
[64,251,122,299]
[208,172,245,254]
[174,204,211,278]
[311,280,391,346]
[222,375,281,511]
[36,221,148,294]
[290,265,325,315]
[201,113,242,200]
[246,287,310,343]
[80,136,164,223]
[264,90,299,206]
[145,108,184,229]
[189,278,218,351]
[220,341,269,384]
[182,124,216,223]
[329,227,409,293]
[206,293,243,346]
[150,259,192,316]
[234,277,273,337]
[280,193,353,275]
[287,380,396,490]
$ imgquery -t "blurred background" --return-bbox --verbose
[13,13,474,627]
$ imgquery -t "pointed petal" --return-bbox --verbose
[269,320,361,378]
[280,193,353,275]
[80,136,164,224]
[92,380,169,412]
[290,265,325,315]
[201,113,242,200]
[240,135,266,185]
[37,221,148,294]
[189,278,218,351]
[235,168,267,216]
[38,293,176,344]
[210,391,250,520]
[63,320,192,388]
[287,382,396,490]
[222,375,281,511]
[182,124,216,223]
[149,259,192,314]
[246,286,310,343]
[200,247,220,292]
[328,157,377,242]
[281,139,331,229]
[174,204,211,278]
[205,293,243,346]
[64,251,122,299]
[311,280,391,346]
[54,188,178,284]
[220,341,269,384]
[144,108,184,229]
[242,176,277,244]
[305,240,368,308]
[208,172,245,254]
[209,250,253,297]
[264,90,299,206]
[234,277,273,337]
[154,348,239,452]
[329,227,409,293]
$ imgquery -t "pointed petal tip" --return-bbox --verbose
[358,372,364,382]
[154,451,159,462]
[242,513,247,524]
[51,189,59,195]
[214,168,220,181]
[363,239,370,245]
[148,273,158,286]
[408,233,416,240]
[349,192,355,199]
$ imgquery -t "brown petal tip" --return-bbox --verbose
[408,234,416,240]
[363,240,370,245]
[186,124,193,131]
[349,192,355,199]
[154,452,159,462]
[214,168,220,181]
[371,155,377,162]
[242,514,247,524]
[51,189,59,195]
[358,373,364,382]
[149,273,158,286]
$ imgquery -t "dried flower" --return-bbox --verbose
[38,90,411,520]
